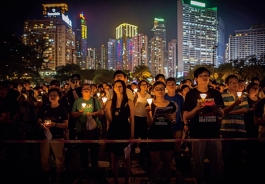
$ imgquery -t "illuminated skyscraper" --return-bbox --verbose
[86,48,96,69]
[100,45,107,69]
[177,0,219,76]
[168,39,177,78]
[73,13,87,69]
[115,23,138,71]
[150,37,165,77]
[229,24,265,62]
[108,39,116,70]
[151,18,166,51]
[131,34,148,71]
[23,3,75,70]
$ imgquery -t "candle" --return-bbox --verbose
[133,88,138,93]
[102,97,108,104]
[147,98,153,107]
[237,92,242,98]
[37,96,42,101]
[44,120,52,126]
[200,93,207,101]
[81,103,86,108]
[97,92,100,97]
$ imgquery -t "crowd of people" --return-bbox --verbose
[1,67,265,184]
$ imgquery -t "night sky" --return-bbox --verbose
[1,0,264,48]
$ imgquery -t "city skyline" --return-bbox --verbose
[1,0,265,49]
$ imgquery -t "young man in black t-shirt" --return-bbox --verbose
[183,67,224,184]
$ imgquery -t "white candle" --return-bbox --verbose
[147,98,153,107]
[81,103,86,108]
[133,88,138,93]
[237,92,242,98]
[37,96,42,101]
[200,93,207,101]
[44,120,51,126]
[97,92,100,97]
[102,97,108,104]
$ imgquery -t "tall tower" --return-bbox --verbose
[168,39,177,78]
[178,0,218,76]
[100,45,107,69]
[131,34,148,72]
[116,23,138,71]
[107,39,116,70]
[23,3,75,70]
[73,13,88,69]
[151,18,166,51]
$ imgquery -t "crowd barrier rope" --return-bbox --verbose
[0,138,264,143]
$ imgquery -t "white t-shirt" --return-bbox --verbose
[134,92,151,117]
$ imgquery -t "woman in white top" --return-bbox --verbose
[133,80,151,139]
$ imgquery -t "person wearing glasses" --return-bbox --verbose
[105,80,134,184]
[221,75,249,182]
[71,83,104,172]
[183,67,224,184]
[38,88,68,183]
[145,81,177,184]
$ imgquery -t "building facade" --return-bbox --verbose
[229,24,265,63]
[115,23,138,71]
[107,39,116,70]
[131,34,148,72]
[73,12,87,69]
[168,39,177,78]
[177,0,219,76]
[149,37,165,77]
[22,3,75,70]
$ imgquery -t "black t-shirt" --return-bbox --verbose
[183,88,224,138]
[39,105,68,139]
[149,101,177,139]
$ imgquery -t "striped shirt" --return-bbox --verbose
[220,90,249,132]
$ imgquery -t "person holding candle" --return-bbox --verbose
[133,80,151,170]
[38,88,68,183]
[183,67,224,184]
[105,80,134,184]
[71,83,104,172]
[220,75,249,182]
[145,81,177,184]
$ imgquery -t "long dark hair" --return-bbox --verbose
[111,80,128,113]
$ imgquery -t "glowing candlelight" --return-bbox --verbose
[200,94,207,101]
[133,88,138,93]
[102,97,108,104]
[81,103,86,108]
[97,92,100,97]
[37,96,42,101]
[44,120,52,126]
[147,98,153,107]
[237,92,242,98]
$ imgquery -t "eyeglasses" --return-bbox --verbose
[115,86,123,88]
[229,82,238,85]
[49,94,58,97]
[167,83,175,86]
[198,74,210,78]
[154,87,165,91]
[141,84,147,86]
[82,88,91,90]
[251,87,259,90]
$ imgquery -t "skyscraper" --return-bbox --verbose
[131,34,148,72]
[168,39,177,78]
[229,24,265,63]
[23,3,75,70]
[150,18,167,77]
[107,39,116,70]
[217,17,225,66]
[100,45,107,69]
[116,23,138,71]
[150,37,165,77]
[177,0,219,76]
[73,12,88,69]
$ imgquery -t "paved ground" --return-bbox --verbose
[0,142,264,184]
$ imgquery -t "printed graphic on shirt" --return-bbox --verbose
[197,98,217,123]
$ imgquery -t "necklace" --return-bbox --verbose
[115,108,120,116]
